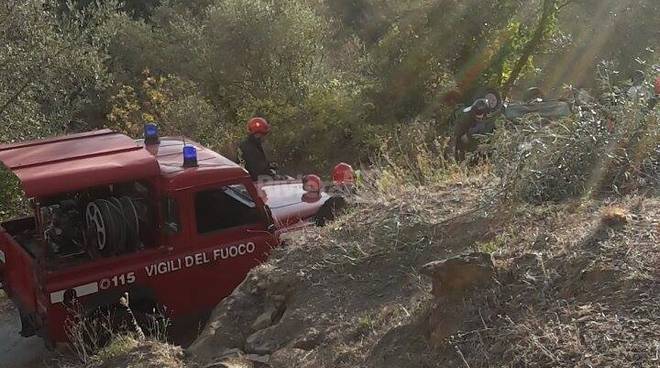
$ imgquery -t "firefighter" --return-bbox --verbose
[329,162,358,195]
[454,98,494,162]
[238,117,277,180]
[442,89,465,129]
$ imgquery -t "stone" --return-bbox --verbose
[269,348,308,368]
[245,354,270,364]
[421,252,498,347]
[216,348,244,360]
[420,252,495,299]
[289,327,322,350]
[245,326,280,355]
[251,310,274,331]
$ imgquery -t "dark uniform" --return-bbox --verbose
[238,134,272,180]
[453,99,495,161]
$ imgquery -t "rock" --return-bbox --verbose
[245,326,280,355]
[245,318,306,355]
[204,363,230,368]
[271,294,287,303]
[245,354,270,364]
[204,363,237,368]
[188,268,301,364]
[204,358,252,368]
[601,206,629,227]
[251,309,275,331]
[427,303,464,345]
[217,348,244,360]
[188,288,265,362]
[289,327,322,350]
[420,252,495,299]
[421,252,498,347]
[269,348,308,368]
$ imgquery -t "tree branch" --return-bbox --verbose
[557,0,579,11]
[0,47,67,118]
[502,0,558,97]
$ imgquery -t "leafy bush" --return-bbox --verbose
[0,167,25,222]
[0,0,112,142]
[106,71,221,142]
[491,98,659,203]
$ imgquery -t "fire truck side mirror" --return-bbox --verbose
[267,223,277,234]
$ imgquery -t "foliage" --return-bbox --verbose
[0,167,25,222]
[553,0,660,87]
[0,0,112,142]
[490,85,659,204]
[106,71,222,145]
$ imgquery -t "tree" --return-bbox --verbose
[502,0,577,96]
[0,0,111,142]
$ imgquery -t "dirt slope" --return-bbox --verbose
[186,179,659,368]
[0,292,50,368]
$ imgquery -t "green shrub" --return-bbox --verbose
[0,167,25,222]
[491,99,659,203]
[0,0,112,142]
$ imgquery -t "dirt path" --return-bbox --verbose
[0,292,50,368]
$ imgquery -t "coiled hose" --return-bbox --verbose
[85,196,140,257]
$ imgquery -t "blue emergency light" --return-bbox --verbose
[144,123,160,145]
[183,145,198,167]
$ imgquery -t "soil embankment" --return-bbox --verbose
[0,292,50,368]
[187,182,659,368]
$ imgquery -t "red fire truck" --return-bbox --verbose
[0,128,350,345]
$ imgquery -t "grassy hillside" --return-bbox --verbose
[180,170,658,368]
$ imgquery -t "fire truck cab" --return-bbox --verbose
[0,128,347,344]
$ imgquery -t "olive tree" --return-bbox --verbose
[0,0,112,218]
[0,0,111,143]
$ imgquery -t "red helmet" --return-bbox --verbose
[247,117,270,135]
[302,174,322,193]
[332,163,355,185]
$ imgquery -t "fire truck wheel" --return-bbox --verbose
[316,196,348,226]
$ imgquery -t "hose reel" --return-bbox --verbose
[85,196,141,257]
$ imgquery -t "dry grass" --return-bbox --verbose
[230,180,658,368]
[59,336,183,368]
[445,196,660,368]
